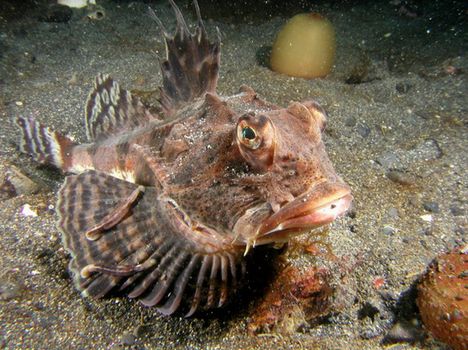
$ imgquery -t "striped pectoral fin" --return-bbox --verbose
[15,116,76,170]
[58,170,245,315]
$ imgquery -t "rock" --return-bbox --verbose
[0,281,23,301]
[356,123,371,138]
[345,116,357,127]
[382,225,396,236]
[383,321,423,344]
[357,302,380,321]
[417,246,468,350]
[377,139,442,172]
[450,205,464,216]
[387,207,399,219]
[377,154,401,170]
[248,266,333,334]
[386,170,416,186]
[120,332,136,346]
[423,201,440,213]
[395,82,412,94]
[407,139,442,162]
[0,165,42,199]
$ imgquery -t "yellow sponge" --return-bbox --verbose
[270,13,336,79]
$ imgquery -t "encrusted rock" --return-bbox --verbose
[248,266,333,334]
[417,245,468,350]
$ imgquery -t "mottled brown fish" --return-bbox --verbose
[14,0,352,316]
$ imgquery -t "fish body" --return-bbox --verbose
[15,0,352,316]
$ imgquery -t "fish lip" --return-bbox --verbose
[255,181,352,244]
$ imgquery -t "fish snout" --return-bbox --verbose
[254,180,352,245]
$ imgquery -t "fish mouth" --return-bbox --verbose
[254,181,352,246]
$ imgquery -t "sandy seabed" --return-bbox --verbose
[0,1,466,349]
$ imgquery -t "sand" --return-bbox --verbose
[0,0,466,349]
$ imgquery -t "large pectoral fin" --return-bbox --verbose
[57,171,244,316]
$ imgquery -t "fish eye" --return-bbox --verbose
[236,113,276,171]
[237,122,261,150]
[241,126,256,140]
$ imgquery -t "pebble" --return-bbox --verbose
[120,332,136,346]
[407,139,442,162]
[377,139,442,171]
[450,205,464,216]
[356,123,371,138]
[382,225,396,235]
[358,302,380,321]
[345,116,357,127]
[0,281,22,301]
[0,166,42,199]
[378,154,401,170]
[387,207,399,219]
[423,201,440,213]
[395,82,412,94]
[384,321,422,344]
[420,214,433,222]
[386,170,416,186]
[20,204,38,217]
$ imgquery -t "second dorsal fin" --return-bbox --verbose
[151,0,221,117]
[85,74,161,141]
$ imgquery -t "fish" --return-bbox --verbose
[14,0,352,316]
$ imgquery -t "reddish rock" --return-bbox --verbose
[417,246,468,350]
[248,266,333,334]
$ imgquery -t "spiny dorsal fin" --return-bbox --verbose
[85,74,161,141]
[150,0,220,118]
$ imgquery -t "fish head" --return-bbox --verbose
[231,99,352,246]
[164,95,352,248]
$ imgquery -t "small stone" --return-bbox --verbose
[357,302,380,321]
[0,281,22,301]
[386,170,416,186]
[0,166,42,199]
[395,82,412,94]
[133,324,150,338]
[387,207,399,218]
[420,214,433,222]
[384,321,422,344]
[120,332,136,346]
[408,139,442,162]
[377,154,400,170]
[378,290,398,302]
[382,225,396,235]
[420,227,432,236]
[20,204,38,217]
[450,205,464,216]
[423,201,440,213]
[356,123,371,138]
[345,116,357,127]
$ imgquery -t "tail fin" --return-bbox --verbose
[15,116,76,170]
